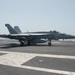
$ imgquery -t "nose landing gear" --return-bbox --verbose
[48,40,52,46]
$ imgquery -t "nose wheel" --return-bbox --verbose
[48,41,51,46]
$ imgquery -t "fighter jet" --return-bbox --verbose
[0,24,75,46]
[14,25,75,40]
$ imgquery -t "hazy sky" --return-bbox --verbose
[0,0,75,35]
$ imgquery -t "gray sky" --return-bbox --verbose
[0,0,75,35]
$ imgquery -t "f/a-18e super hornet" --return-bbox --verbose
[0,24,75,46]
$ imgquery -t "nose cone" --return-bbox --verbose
[67,34,75,39]
[59,33,75,39]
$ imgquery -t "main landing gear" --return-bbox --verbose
[27,41,30,46]
[20,41,24,46]
[20,41,30,46]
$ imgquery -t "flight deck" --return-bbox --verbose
[0,40,75,75]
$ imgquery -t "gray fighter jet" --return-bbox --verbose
[0,24,75,46]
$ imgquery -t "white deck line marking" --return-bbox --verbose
[0,51,75,75]
[0,51,75,59]
[21,66,75,75]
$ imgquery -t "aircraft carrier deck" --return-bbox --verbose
[0,40,75,75]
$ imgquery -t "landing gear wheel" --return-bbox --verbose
[48,42,51,46]
[20,42,24,46]
[27,41,30,46]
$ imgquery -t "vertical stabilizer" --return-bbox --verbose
[14,26,22,33]
[5,24,18,34]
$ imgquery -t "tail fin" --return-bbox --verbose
[14,26,22,33]
[5,24,18,34]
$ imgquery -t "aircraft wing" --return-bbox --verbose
[0,34,30,40]
[0,33,49,40]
